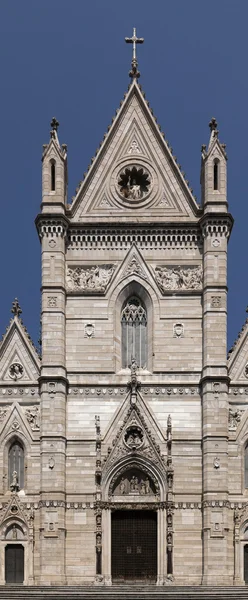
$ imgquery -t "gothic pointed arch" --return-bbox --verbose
[110,278,158,373]
[101,403,167,503]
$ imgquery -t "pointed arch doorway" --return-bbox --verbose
[5,544,24,584]
[111,509,157,582]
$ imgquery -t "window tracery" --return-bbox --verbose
[121,297,147,368]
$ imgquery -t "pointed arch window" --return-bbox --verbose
[121,297,147,368]
[8,441,24,490]
[213,158,219,191]
[50,159,56,191]
[245,443,248,488]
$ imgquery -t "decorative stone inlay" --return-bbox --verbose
[48,239,56,248]
[155,265,202,291]
[25,406,40,430]
[173,323,184,338]
[67,264,115,292]
[47,296,57,307]
[244,364,248,379]
[84,323,95,338]
[212,238,220,247]
[128,139,141,154]
[67,386,199,396]
[211,295,222,308]
[9,363,24,380]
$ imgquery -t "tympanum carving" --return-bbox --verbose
[112,469,155,497]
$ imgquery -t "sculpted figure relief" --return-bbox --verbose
[155,265,203,291]
[114,473,154,496]
[25,406,40,430]
[67,265,115,292]
[228,407,243,430]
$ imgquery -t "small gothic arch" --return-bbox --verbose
[50,159,56,191]
[8,440,24,491]
[3,434,29,494]
[213,158,219,191]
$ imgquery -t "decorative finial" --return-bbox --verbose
[11,298,22,318]
[50,117,59,138]
[125,27,144,79]
[209,117,218,134]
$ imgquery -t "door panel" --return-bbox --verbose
[244,545,248,585]
[111,510,157,582]
[5,545,24,584]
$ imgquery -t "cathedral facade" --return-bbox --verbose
[1,50,248,587]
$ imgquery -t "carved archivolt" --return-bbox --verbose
[155,265,202,291]
[67,264,115,292]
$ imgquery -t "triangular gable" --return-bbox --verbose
[69,80,200,223]
[228,318,248,382]
[107,243,159,295]
[0,493,29,528]
[0,318,40,383]
[0,402,36,442]
[102,387,166,477]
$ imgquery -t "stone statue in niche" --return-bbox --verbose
[155,265,203,291]
[10,471,19,493]
[113,471,154,496]
[67,265,115,292]
[127,177,141,199]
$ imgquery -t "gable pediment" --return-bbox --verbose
[228,326,248,384]
[0,318,40,384]
[69,81,200,224]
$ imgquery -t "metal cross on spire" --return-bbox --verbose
[125,27,144,79]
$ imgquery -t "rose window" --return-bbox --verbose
[118,166,151,200]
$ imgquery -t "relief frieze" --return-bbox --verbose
[67,264,115,293]
[154,265,202,291]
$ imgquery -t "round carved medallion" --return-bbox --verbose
[9,362,24,380]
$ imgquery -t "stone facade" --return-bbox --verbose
[0,77,248,587]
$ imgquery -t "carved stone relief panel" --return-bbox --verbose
[67,264,115,292]
[154,265,202,291]
[111,468,156,497]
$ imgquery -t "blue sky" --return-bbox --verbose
[0,0,247,350]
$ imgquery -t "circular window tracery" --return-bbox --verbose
[118,166,151,201]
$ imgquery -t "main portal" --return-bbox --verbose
[111,510,157,582]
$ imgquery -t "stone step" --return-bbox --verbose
[0,586,247,600]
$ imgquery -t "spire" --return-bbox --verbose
[125,27,144,79]
[11,298,22,318]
